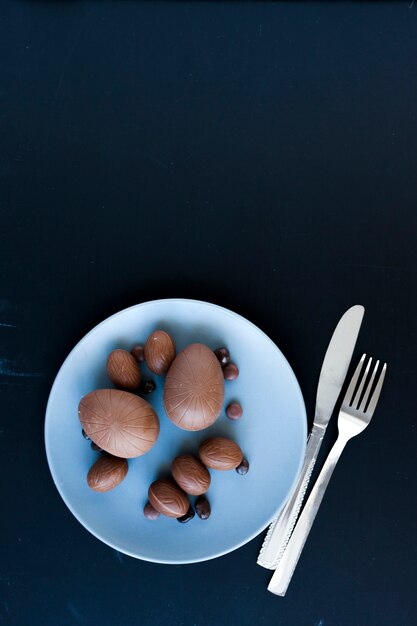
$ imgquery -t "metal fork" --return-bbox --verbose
[268,354,387,596]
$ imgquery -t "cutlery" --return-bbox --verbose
[268,354,387,596]
[257,305,365,569]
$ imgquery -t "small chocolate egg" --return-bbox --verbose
[198,437,243,470]
[163,343,224,431]
[87,455,128,492]
[107,349,141,389]
[144,330,176,375]
[78,389,159,458]
[171,454,211,496]
[148,479,189,518]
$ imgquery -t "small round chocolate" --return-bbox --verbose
[226,402,243,420]
[82,428,90,440]
[143,501,161,520]
[140,380,156,394]
[91,441,105,453]
[214,347,230,368]
[131,344,145,362]
[195,496,211,520]
[236,458,250,475]
[223,363,239,381]
[177,507,195,524]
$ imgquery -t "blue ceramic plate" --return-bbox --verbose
[45,299,307,564]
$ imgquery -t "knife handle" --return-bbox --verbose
[267,436,347,596]
[257,425,325,569]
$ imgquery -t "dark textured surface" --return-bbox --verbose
[1,2,416,625]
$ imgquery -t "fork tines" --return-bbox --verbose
[347,354,387,415]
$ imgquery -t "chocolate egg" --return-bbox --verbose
[199,437,243,470]
[144,330,176,375]
[163,343,224,431]
[107,349,141,389]
[78,389,159,458]
[148,479,189,518]
[171,454,211,495]
[87,455,128,492]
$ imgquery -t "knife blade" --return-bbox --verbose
[257,304,365,569]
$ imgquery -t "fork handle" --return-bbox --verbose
[267,435,347,596]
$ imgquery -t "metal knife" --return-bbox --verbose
[257,304,365,570]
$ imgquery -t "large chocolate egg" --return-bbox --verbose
[163,343,225,431]
[78,389,159,458]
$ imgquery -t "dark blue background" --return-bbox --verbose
[1,2,416,625]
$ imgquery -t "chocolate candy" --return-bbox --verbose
[199,437,243,470]
[214,347,230,368]
[226,402,243,420]
[171,454,211,495]
[140,380,156,394]
[107,349,141,389]
[79,389,160,458]
[195,496,211,520]
[90,441,104,452]
[143,501,161,520]
[144,330,176,375]
[87,455,128,492]
[148,479,189,518]
[164,343,224,431]
[131,344,145,362]
[177,507,195,524]
[223,363,239,381]
[236,458,250,475]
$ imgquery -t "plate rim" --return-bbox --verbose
[44,298,307,564]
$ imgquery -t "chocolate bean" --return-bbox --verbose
[195,496,211,520]
[131,344,145,362]
[235,458,249,475]
[140,380,156,394]
[143,501,161,520]
[226,402,243,420]
[214,347,230,368]
[90,441,105,453]
[177,507,195,524]
[223,363,239,381]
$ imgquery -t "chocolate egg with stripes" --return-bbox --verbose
[163,343,224,431]
[78,389,159,458]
